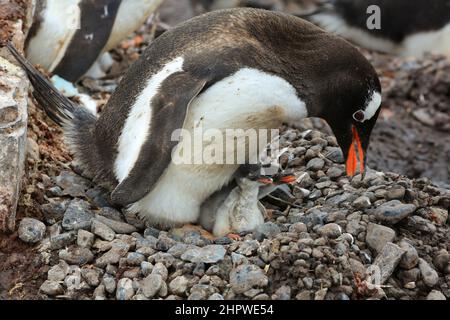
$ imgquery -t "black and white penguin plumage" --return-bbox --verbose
[9,8,382,230]
[25,0,164,82]
[302,0,450,57]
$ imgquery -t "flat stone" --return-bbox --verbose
[253,222,281,241]
[181,245,226,264]
[366,223,396,253]
[229,264,268,294]
[418,258,439,287]
[306,158,325,171]
[59,246,94,265]
[40,280,64,296]
[55,171,90,197]
[62,199,93,231]
[426,290,446,300]
[95,214,137,234]
[318,223,342,239]
[372,242,405,284]
[81,267,102,287]
[95,240,130,267]
[142,274,163,298]
[386,186,405,200]
[398,239,419,270]
[373,200,416,224]
[18,218,46,243]
[353,196,371,209]
[50,232,76,250]
[77,229,95,248]
[116,278,134,300]
[169,275,189,296]
[91,219,116,241]
[47,260,70,281]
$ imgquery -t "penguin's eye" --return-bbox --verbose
[353,110,365,122]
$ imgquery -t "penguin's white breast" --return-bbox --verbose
[124,66,307,224]
[26,0,82,71]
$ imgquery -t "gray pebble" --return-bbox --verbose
[418,258,439,287]
[62,199,93,231]
[95,240,130,267]
[398,239,419,269]
[318,223,342,239]
[91,219,116,241]
[152,262,169,281]
[208,293,224,300]
[93,284,106,300]
[41,201,67,225]
[59,246,94,265]
[386,186,405,200]
[103,274,117,294]
[81,267,103,287]
[126,252,145,266]
[141,274,163,298]
[97,207,124,222]
[366,223,396,253]
[95,215,137,234]
[306,158,325,171]
[372,242,406,284]
[40,280,64,296]
[169,276,189,296]
[50,232,76,250]
[181,245,226,264]
[77,229,95,248]
[116,278,134,300]
[373,200,416,224]
[47,260,70,281]
[229,264,268,294]
[18,218,46,243]
[353,196,371,209]
[55,171,90,197]
[426,290,446,300]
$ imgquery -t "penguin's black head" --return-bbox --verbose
[309,54,382,177]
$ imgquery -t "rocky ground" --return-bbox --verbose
[0,0,449,300]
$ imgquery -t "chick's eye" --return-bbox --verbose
[353,110,365,122]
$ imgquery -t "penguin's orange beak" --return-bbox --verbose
[346,125,364,177]
[257,177,274,185]
[278,174,296,184]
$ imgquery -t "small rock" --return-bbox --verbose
[95,240,130,267]
[77,229,95,248]
[116,278,134,300]
[418,258,439,287]
[126,252,145,266]
[47,260,70,281]
[144,227,161,238]
[41,201,67,224]
[353,196,371,209]
[141,274,163,298]
[152,262,168,281]
[62,199,93,231]
[93,284,106,300]
[97,207,124,222]
[306,158,325,171]
[405,216,437,233]
[366,223,396,253]
[229,264,268,294]
[398,239,419,270]
[273,285,291,300]
[59,246,94,265]
[40,280,64,296]
[433,252,450,272]
[81,267,102,287]
[386,186,405,200]
[208,293,224,300]
[95,215,137,234]
[103,274,116,294]
[169,276,189,296]
[372,242,405,284]
[181,245,226,264]
[55,171,90,197]
[18,218,46,243]
[318,223,342,239]
[91,219,116,241]
[426,290,446,300]
[50,232,76,250]
[253,222,281,241]
[314,288,328,300]
[373,200,416,224]
[236,240,260,256]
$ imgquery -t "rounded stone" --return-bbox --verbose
[18,218,46,243]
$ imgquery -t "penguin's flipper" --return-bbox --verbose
[111,74,207,206]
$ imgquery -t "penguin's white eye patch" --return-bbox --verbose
[353,110,365,122]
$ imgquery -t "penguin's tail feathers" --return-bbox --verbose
[6,42,77,127]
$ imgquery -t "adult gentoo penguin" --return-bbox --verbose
[25,0,165,82]
[303,0,450,57]
[8,8,382,230]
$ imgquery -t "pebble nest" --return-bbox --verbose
[3,0,450,301]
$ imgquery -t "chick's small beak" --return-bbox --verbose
[346,125,365,177]
[257,177,274,185]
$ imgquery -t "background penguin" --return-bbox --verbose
[301,0,450,57]
[8,8,382,233]
[25,0,165,82]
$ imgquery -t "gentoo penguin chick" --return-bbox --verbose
[26,0,165,82]
[302,0,450,57]
[8,8,382,232]
[199,165,295,237]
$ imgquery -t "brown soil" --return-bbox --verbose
[0,0,27,43]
